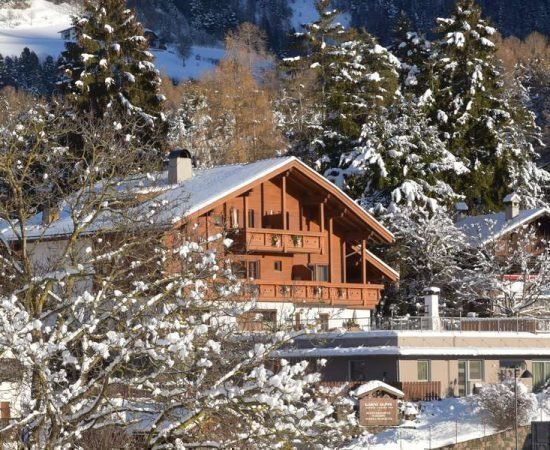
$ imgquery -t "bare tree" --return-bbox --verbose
[0,105,354,448]
[458,220,550,316]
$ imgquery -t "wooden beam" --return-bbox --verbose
[282,175,287,230]
[243,195,249,229]
[361,239,367,284]
[319,202,325,255]
[260,183,265,228]
[342,240,347,283]
[328,217,333,282]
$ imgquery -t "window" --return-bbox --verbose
[274,261,282,271]
[469,360,483,380]
[230,207,239,228]
[349,360,369,381]
[458,360,485,396]
[248,209,255,228]
[232,260,260,279]
[237,310,277,332]
[314,265,329,282]
[319,313,329,331]
[499,360,526,381]
[247,261,260,280]
[533,361,550,390]
[417,360,430,381]
[294,312,303,331]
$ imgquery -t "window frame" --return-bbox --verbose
[417,360,431,381]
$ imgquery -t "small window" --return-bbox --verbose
[315,265,329,282]
[247,261,260,279]
[248,209,255,228]
[230,207,239,229]
[274,261,282,271]
[294,312,303,331]
[319,313,329,331]
[469,360,483,380]
[417,360,430,381]
[213,215,223,227]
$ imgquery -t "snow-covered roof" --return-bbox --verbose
[365,249,400,281]
[456,207,550,246]
[455,202,469,211]
[0,156,395,243]
[503,193,520,203]
[277,345,550,358]
[351,380,404,399]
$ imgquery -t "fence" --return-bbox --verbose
[318,380,441,402]
[369,316,550,333]
[391,381,441,401]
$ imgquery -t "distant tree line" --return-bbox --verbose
[0,48,60,96]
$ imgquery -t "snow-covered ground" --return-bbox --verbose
[0,0,224,81]
[346,395,550,449]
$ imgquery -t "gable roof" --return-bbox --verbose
[1,156,395,244]
[456,207,550,246]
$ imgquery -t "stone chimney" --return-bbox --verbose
[503,193,520,221]
[168,149,193,184]
[454,202,469,222]
[423,287,440,331]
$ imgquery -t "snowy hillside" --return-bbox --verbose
[0,0,223,81]
[0,0,72,57]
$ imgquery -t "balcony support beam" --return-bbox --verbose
[282,175,287,230]
[342,241,347,283]
[328,217,333,282]
[361,239,367,284]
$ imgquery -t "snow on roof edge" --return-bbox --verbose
[351,380,404,398]
[365,249,400,279]
[483,207,550,245]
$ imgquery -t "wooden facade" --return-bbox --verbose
[185,160,398,311]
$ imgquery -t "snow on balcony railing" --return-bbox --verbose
[368,316,550,333]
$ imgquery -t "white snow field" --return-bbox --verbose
[0,0,223,81]
[346,395,550,449]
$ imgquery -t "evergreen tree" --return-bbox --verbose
[390,12,433,98]
[325,98,467,214]
[17,47,41,94]
[279,1,399,164]
[59,0,166,145]
[430,0,548,210]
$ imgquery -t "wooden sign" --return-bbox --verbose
[359,397,399,427]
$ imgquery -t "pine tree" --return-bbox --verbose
[430,0,548,211]
[59,0,166,145]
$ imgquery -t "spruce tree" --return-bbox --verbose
[430,0,548,210]
[325,98,467,214]
[59,0,166,145]
[280,1,399,165]
[390,12,432,98]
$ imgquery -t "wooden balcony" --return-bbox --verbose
[242,280,383,310]
[242,228,324,254]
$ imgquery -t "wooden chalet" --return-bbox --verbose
[1,152,398,330]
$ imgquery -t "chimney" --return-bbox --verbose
[42,203,59,226]
[423,287,440,331]
[168,149,193,184]
[503,193,520,221]
[454,202,469,222]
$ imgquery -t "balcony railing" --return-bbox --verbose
[242,280,383,309]
[242,228,324,254]
[368,316,550,333]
